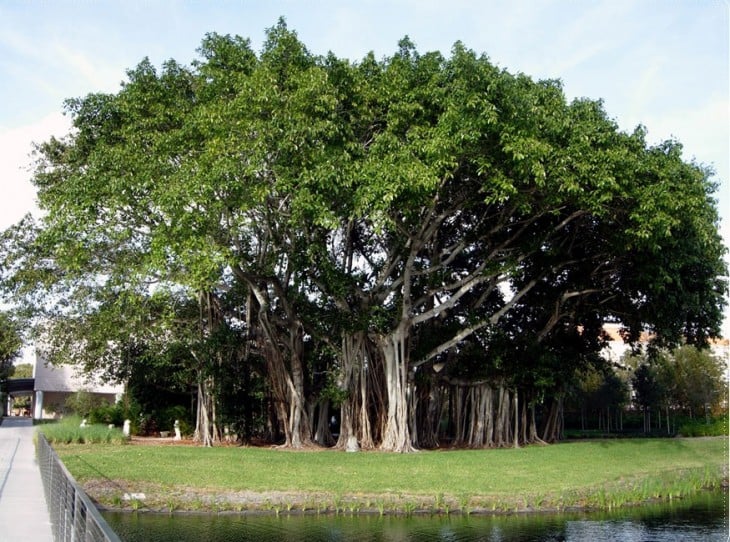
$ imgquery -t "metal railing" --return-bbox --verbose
[36,433,122,542]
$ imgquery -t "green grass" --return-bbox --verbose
[37,416,127,445]
[49,436,728,514]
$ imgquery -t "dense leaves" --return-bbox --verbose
[630,346,727,428]
[0,21,726,450]
[0,311,22,382]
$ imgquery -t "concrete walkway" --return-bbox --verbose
[0,417,53,542]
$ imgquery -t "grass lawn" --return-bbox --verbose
[49,436,728,514]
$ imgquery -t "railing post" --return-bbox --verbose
[36,433,122,542]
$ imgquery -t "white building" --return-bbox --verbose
[31,353,124,419]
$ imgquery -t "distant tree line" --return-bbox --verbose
[1,21,726,450]
[567,345,727,436]
[629,345,727,433]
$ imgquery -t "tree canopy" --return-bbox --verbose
[1,20,726,450]
[0,311,23,382]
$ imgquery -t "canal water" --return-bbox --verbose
[103,490,728,541]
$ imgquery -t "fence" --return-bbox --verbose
[36,433,122,542]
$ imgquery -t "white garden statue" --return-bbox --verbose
[174,419,182,441]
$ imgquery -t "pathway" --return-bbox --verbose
[0,417,53,541]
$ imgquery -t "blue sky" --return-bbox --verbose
[1,0,728,335]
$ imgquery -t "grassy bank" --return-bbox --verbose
[48,435,728,515]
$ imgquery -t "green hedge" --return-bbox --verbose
[678,416,729,437]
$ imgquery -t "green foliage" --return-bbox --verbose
[670,345,727,416]
[1,21,726,450]
[570,364,630,433]
[632,363,663,410]
[630,346,727,417]
[65,391,105,418]
[678,416,729,437]
[0,312,22,381]
[157,405,191,435]
[10,362,33,378]
[87,397,140,427]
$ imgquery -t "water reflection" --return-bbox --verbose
[103,491,728,542]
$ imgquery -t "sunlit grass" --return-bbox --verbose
[50,436,727,513]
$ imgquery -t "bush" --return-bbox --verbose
[87,396,142,433]
[88,403,125,426]
[678,416,729,437]
[65,391,104,418]
[138,414,158,436]
[158,405,192,436]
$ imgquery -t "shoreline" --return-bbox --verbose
[47,435,727,518]
[86,477,728,517]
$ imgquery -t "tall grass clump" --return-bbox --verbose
[37,416,127,445]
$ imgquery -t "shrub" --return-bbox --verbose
[678,416,728,437]
[87,396,142,433]
[88,403,125,426]
[158,405,192,436]
[65,391,104,418]
[138,414,158,436]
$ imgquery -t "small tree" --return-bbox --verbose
[65,390,104,418]
[10,363,33,379]
[672,345,727,421]
[575,366,629,432]
[629,345,727,432]
[0,312,22,381]
[632,363,664,434]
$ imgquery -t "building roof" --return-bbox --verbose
[33,354,124,395]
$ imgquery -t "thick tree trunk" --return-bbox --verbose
[192,292,222,447]
[495,385,508,447]
[541,396,564,443]
[378,325,415,452]
[521,398,528,445]
[235,273,311,448]
[466,384,494,448]
[452,385,466,446]
[528,403,546,444]
[416,383,443,449]
[337,398,356,449]
[194,377,218,447]
[336,333,362,449]
[358,356,376,449]
[287,347,311,448]
[262,343,293,446]
[315,400,334,447]
[258,323,311,448]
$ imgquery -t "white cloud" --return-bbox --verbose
[0,112,71,231]
[53,43,122,93]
